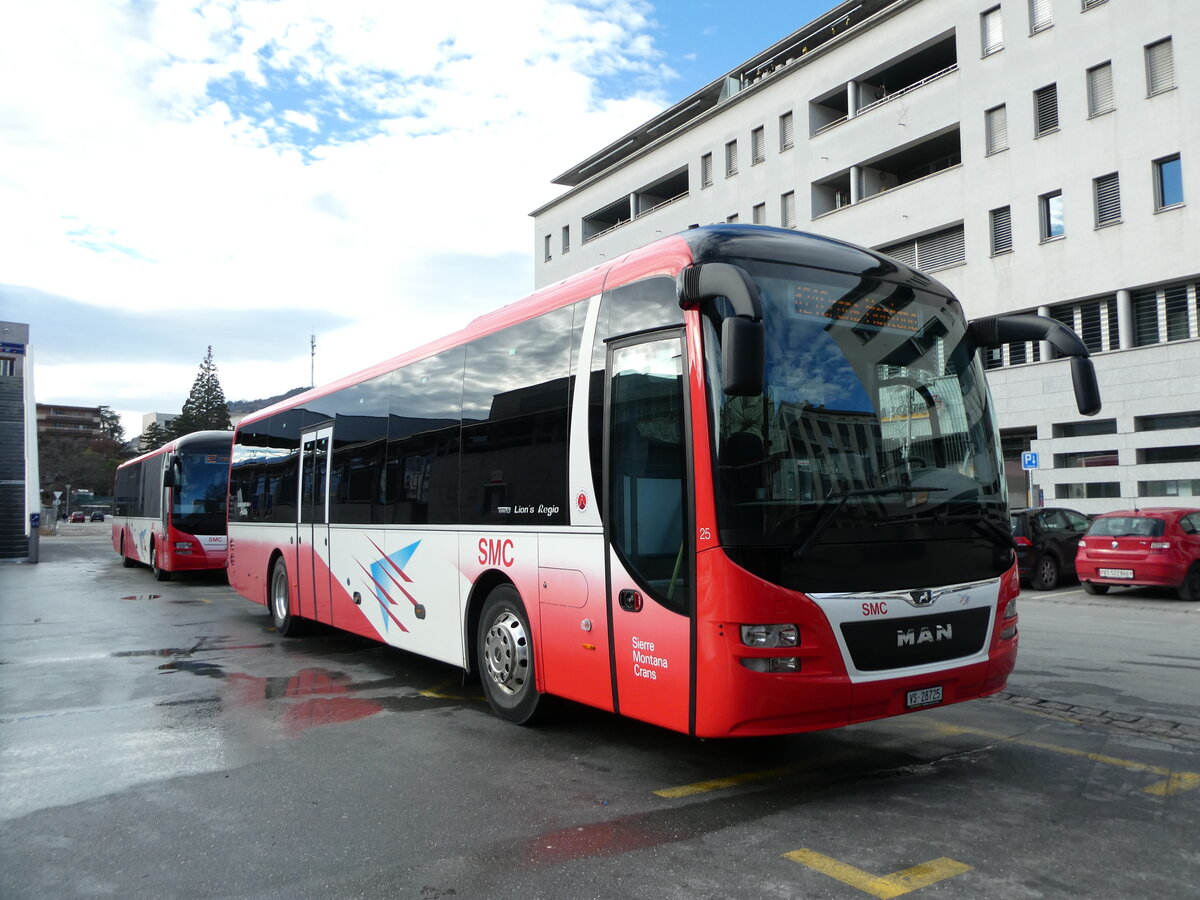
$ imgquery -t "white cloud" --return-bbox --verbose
[0,0,672,435]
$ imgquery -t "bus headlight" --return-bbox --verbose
[740,624,799,647]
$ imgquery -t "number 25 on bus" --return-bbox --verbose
[227,225,1101,737]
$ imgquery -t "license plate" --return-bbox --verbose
[906,686,943,709]
[1099,568,1133,579]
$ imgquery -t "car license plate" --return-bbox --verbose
[906,686,943,709]
[1099,568,1134,579]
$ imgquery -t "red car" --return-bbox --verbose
[69,511,86,523]
[1075,508,1200,601]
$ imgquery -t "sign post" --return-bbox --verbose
[1021,451,1040,507]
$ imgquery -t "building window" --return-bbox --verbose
[1154,154,1184,210]
[1145,38,1175,96]
[1081,0,1108,10]
[1034,84,1059,136]
[990,206,1013,255]
[1029,0,1053,33]
[981,6,1004,56]
[751,126,765,165]
[1040,190,1065,240]
[1093,172,1121,227]
[543,234,552,262]
[1056,482,1121,500]
[1086,62,1114,117]
[1140,479,1200,498]
[779,112,794,151]
[752,202,766,224]
[1138,445,1200,465]
[561,225,570,254]
[985,105,1008,155]
[1164,283,1193,341]
[0,358,14,377]
[1050,297,1117,354]
[781,191,796,229]
[1054,418,1117,438]
[1055,450,1118,469]
[726,213,739,223]
[1132,289,1160,346]
[725,140,738,177]
[701,153,713,188]
[1136,410,1200,432]
[879,224,966,273]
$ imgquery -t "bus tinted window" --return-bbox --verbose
[266,411,303,523]
[461,308,573,526]
[230,421,269,521]
[386,347,464,525]
[330,373,392,524]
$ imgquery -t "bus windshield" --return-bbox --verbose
[172,447,230,536]
[705,259,1009,592]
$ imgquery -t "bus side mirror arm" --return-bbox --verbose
[678,262,765,396]
[968,313,1102,416]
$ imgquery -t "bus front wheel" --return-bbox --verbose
[270,558,304,636]
[477,585,547,725]
[120,535,136,568]
[151,541,171,581]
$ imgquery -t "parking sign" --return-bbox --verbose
[1021,451,1039,470]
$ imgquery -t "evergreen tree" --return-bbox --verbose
[98,405,125,444]
[141,421,168,451]
[170,346,233,436]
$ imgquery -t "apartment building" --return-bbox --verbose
[1,322,39,561]
[531,0,1199,512]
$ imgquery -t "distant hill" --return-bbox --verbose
[227,386,310,416]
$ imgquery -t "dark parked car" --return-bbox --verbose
[1010,507,1092,590]
[89,511,105,522]
[1076,508,1200,600]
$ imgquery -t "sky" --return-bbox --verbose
[1,0,835,439]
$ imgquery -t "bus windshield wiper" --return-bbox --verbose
[792,486,947,561]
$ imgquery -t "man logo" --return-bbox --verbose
[907,589,935,607]
[897,624,953,647]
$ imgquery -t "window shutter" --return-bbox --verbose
[725,140,738,177]
[752,203,765,225]
[1094,172,1121,225]
[985,105,1008,154]
[1029,0,1053,32]
[779,112,794,150]
[990,207,1013,254]
[881,239,917,267]
[781,191,796,228]
[1087,63,1113,116]
[1164,285,1191,340]
[982,8,1003,54]
[1132,290,1159,346]
[1146,39,1175,95]
[1034,84,1058,135]
[751,127,765,164]
[701,153,713,187]
[918,226,966,271]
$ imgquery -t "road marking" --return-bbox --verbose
[418,679,479,701]
[653,764,801,798]
[918,720,1200,796]
[784,849,971,898]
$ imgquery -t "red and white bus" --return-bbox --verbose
[112,430,233,580]
[227,225,1100,737]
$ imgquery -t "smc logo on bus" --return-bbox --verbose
[478,538,514,568]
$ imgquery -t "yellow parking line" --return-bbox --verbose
[784,849,971,899]
[418,679,478,701]
[920,720,1200,796]
[654,764,801,798]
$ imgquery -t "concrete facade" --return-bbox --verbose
[531,0,1199,514]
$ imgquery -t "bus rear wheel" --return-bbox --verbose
[270,557,304,636]
[477,585,547,725]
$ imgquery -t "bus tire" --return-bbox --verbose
[270,557,304,636]
[120,536,136,568]
[477,585,547,725]
[151,541,171,581]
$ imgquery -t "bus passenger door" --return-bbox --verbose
[606,332,693,734]
[298,426,334,624]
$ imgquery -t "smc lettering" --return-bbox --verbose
[861,601,888,616]
[478,538,515,568]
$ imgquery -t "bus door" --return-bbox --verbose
[605,331,694,734]
[298,426,334,624]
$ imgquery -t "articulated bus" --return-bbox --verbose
[112,430,233,580]
[227,225,1100,737]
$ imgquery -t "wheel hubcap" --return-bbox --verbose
[272,570,287,621]
[483,611,529,695]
